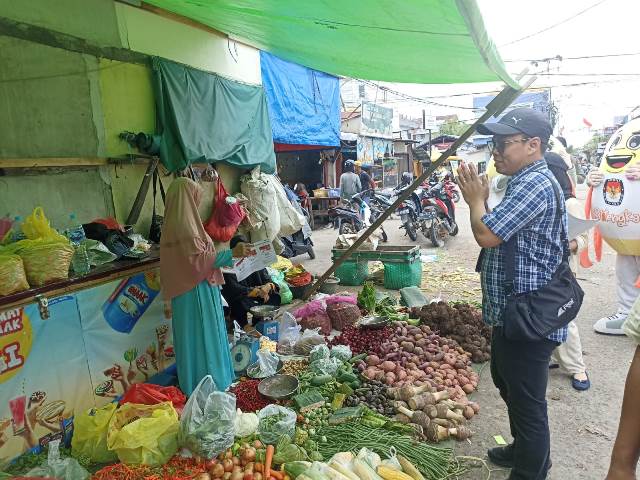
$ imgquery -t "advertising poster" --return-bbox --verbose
[360,102,393,138]
[0,269,174,462]
[357,136,393,164]
[78,270,174,406]
[0,297,94,463]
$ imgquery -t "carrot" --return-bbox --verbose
[265,445,275,479]
[255,463,264,473]
[270,471,284,480]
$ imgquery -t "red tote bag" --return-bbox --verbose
[204,177,246,242]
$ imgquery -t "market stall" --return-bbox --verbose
[0,0,524,477]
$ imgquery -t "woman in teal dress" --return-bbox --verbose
[160,177,247,395]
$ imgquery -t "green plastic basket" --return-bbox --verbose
[336,261,369,286]
[384,260,422,290]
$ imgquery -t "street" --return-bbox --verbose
[301,185,635,479]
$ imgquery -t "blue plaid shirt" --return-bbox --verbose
[480,160,568,343]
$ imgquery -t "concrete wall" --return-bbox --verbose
[0,0,262,236]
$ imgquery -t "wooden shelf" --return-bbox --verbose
[0,249,160,312]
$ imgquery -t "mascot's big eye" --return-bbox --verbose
[627,134,640,150]
[610,134,623,148]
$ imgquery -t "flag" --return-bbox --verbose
[583,118,593,128]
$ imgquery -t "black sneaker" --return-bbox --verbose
[487,444,515,468]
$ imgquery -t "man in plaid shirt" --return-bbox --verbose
[458,108,565,480]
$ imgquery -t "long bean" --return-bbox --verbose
[316,424,466,480]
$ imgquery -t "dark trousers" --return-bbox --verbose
[490,327,559,480]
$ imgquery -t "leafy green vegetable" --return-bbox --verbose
[357,282,377,313]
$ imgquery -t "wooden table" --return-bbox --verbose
[309,196,341,229]
[0,248,160,312]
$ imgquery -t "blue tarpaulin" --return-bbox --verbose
[260,52,340,147]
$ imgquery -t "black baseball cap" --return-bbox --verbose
[477,107,552,144]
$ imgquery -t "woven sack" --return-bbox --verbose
[0,254,30,295]
[19,243,74,286]
[326,302,361,331]
[298,313,332,336]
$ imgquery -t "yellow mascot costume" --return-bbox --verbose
[588,118,640,335]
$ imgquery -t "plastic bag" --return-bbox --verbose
[294,328,326,356]
[268,267,293,305]
[241,167,281,242]
[257,405,297,445]
[309,357,341,376]
[119,383,186,412]
[235,409,259,438]
[278,312,302,354]
[325,295,357,305]
[274,435,308,464]
[22,207,67,241]
[331,345,353,362]
[248,349,280,378]
[26,440,90,479]
[85,239,118,266]
[72,403,118,463]
[107,401,179,466]
[293,300,331,335]
[205,178,245,242]
[179,375,236,458]
[309,344,330,362]
[267,175,305,237]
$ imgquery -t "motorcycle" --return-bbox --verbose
[328,190,388,242]
[281,185,315,259]
[419,182,458,247]
[445,178,461,203]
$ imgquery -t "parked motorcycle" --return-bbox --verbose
[419,181,458,247]
[445,178,461,203]
[328,190,388,242]
[281,185,315,259]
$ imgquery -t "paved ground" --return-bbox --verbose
[297,185,636,479]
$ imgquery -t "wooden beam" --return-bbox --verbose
[0,17,149,65]
[0,157,109,169]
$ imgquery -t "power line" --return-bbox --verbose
[517,72,640,77]
[504,51,640,62]
[500,0,609,46]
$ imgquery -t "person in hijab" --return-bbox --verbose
[160,177,248,394]
[222,235,281,326]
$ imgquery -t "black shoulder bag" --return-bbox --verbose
[501,173,584,342]
[149,169,166,244]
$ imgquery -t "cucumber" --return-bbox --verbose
[349,353,367,363]
[310,374,333,386]
[337,372,358,384]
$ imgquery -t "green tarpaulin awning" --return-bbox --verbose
[144,0,516,86]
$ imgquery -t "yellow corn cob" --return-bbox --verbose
[396,455,425,480]
[377,465,415,480]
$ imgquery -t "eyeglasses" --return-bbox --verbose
[488,137,530,154]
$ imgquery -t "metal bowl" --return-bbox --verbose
[249,305,280,320]
[258,374,299,400]
[319,277,341,294]
[358,315,389,329]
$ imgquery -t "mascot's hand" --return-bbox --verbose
[625,164,640,181]
[587,169,604,187]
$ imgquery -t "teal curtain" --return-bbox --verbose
[152,58,276,173]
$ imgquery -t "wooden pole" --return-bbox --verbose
[304,80,534,299]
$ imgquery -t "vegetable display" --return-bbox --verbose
[330,325,393,356]
[231,380,272,412]
[410,302,491,363]
[315,424,464,479]
[343,379,395,416]
[353,322,479,401]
